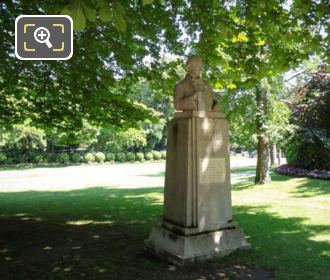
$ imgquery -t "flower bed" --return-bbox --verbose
[276,164,330,180]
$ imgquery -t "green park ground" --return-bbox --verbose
[0,161,329,280]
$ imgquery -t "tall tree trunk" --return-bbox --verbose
[277,146,281,166]
[255,80,271,184]
[270,143,277,167]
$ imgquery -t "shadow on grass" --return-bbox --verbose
[292,178,330,197]
[230,166,256,173]
[270,171,330,197]
[0,186,329,280]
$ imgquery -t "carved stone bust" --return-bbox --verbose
[174,56,219,112]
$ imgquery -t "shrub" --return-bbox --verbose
[285,129,330,170]
[135,152,144,162]
[0,153,7,164]
[152,151,162,160]
[84,152,95,163]
[126,152,136,162]
[15,154,27,164]
[116,152,126,162]
[56,153,70,164]
[276,164,308,177]
[32,153,45,164]
[71,153,81,163]
[161,151,166,159]
[106,152,115,162]
[95,152,106,163]
[45,153,56,163]
[276,164,330,180]
[144,152,153,161]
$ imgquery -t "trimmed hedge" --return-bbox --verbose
[161,151,166,159]
[152,151,162,160]
[106,152,115,162]
[144,152,153,161]
[126,152,136,162]
[95,152,105,163]
[116,152,126,162]
[135,152,144,162]
[71,153,81,163]
[0,150,167,165]
[57,153,70,164]
[84,152,95,163]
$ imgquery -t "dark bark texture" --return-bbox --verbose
[255,81,271,184]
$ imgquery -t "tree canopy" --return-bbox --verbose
[1,0,329,132]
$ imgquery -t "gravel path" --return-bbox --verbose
[0,157,283,192]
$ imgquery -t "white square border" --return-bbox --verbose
[15,15,73,61]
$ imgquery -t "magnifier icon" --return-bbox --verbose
[34,27,53,48]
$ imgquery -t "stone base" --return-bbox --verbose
[145,224,251,266]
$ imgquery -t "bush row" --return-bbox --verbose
[0,151,166,165]
[276,164,330,180]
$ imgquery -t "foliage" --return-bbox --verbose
[56,153,70,164]
[0,122,46,153]
[222,76,292,150]
[115,152,126,162]
[286,65,330,170]
[1,1,183,130]
[45,153,57,163]
[94,152,106,163]
[144,152,153,161]
[126,152,136,162]
[190,0,329,90]
[106,152,115,162]
[161,151,166,159]
[96,127,147,153]
[285,129,330,170]
[135,152,144,162]
[0,153,7,164]
[152,151,161,160]
[291,64,330,131]
[71,153,82,163]
[46,121,99,150]
[84,152,95,163]
[276,164,330,180]
[31,154,45,164]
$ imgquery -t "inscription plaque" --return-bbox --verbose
[199,158,226,184]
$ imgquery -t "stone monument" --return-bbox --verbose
[145,56,251,265]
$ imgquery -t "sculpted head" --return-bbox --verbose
[186,56,202,78]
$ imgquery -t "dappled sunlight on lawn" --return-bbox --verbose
[0,169,329,279]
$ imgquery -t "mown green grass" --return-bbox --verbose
[0,169,329,279]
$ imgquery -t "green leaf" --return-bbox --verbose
[99,3,112,22]
[81,1,96,22]
[143,0,154,5]
[62,1,86,31]
[113,12,127,32]
[114,1,126,15]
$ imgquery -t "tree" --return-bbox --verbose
[184,0,329,183]
[1,0,329,182]
[0,0,183,130]
[286,64,330,169]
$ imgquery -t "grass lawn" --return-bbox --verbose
[0,168,329,279]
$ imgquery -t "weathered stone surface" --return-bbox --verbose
[145,223,251,266]
[163,112,232,232]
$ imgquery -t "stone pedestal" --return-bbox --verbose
[145,111,250,265]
